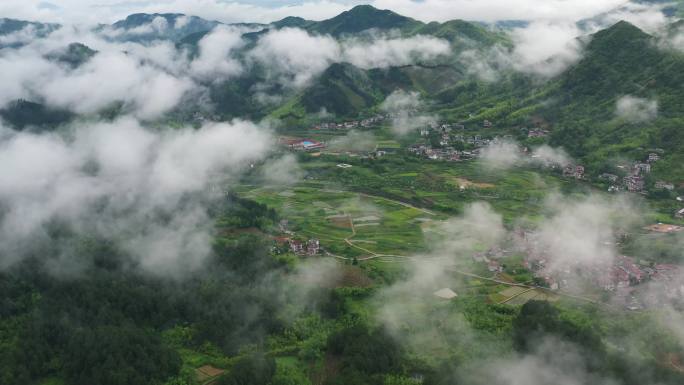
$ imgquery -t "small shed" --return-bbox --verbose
[433,288,458,300]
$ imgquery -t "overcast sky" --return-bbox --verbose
[1,0,633,25]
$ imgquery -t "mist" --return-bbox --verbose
[0,117,273,276]
[615,95,658,122]
[381,90,437,135]
[480,139,571,170]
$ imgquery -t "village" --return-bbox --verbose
[472,224,684,311]
[311,113,389,130]
[278,114,683,251]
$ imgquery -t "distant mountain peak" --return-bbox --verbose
[595,20,650,39]
[271,16,312,29]
[587,20,651,53]
[310,4,421,36]
[340,4,409,20]
[110,13,221,42]
[347,4,384,13]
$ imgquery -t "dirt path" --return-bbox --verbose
[358,192,437,216]
[498,287,536,304]
[320,188,437,216]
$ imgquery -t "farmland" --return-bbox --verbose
[236,184,437,258]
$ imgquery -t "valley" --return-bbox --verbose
[1,2,684,385]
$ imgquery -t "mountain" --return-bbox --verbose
[0,100,73,130]
[637,0,684,17]
[271,16,314,29]
[306,5,422,36]
[299,63,384,116]
[176,5,506,121]
[415,20,509,46]
[46,42,97,68]
[0,18,60,48]
[0,18,59,36]
[270,62,465,120]
[108,13,222,42]
[295,5,507,45]
[544,21,684,178]
[10,8,684,184]
[394,19,684,181]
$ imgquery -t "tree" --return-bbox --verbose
[63,325,181,385]
[512,301,604,368]
[218,353,276,385]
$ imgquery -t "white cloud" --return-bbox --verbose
[122,15,170,36]
[327,130,377,152]
[530,145,572,168]
[371,0,626,23]
[0,0,630,25]
[0,117,274,275]
[510,21,585,77]
[586,2,669,33]
[259,154,303,185]
[381,90,436,135]
[249,28,452,88]
[0,24,46,46]
[40,50,193,119]
[481,140,572,170]
[0,26,200,119]
[480,140,523,170]
[0,51,56,106]
[615,95,658,122]
[458,21,585,79]
[189,25,245,81]
[341,34,451,69]
[249,27,340,88]
[534,194,641,275]
[462,337,614,385]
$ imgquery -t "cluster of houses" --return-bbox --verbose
[409,129,505,161]
[289,238,321,256]
[407,144,470,162]
[472,248,506,273]
[274,219,321,256]
[505,227,682,309]
[599,163,651,192]
[563,165,585,179]
[279,137,326,152]
[599,151,674,193]
[527,129,550,138]
[272,236,321,256]
[312,114,388,130]
[418,121,486,146]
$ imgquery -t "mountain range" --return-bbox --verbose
[1,4,684,180]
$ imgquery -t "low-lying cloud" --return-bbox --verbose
[341,34,451,69]
[381,90,437,135]
[460,21,585,80]
[0,0,631,25]
[249,28,341,88]
[0,117,273,276]
[615,95,658,122]
[190,26,246,82]
[534,194,641,275]
[249,28,451,88]
[327,130,377,153]
[480,140,571,170]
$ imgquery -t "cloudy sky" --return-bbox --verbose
[1,0,634,24]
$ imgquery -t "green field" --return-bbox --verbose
[238,185,436,258]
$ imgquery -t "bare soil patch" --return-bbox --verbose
[452,177,495,189]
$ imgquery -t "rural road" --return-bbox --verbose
[321,188,437,216]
